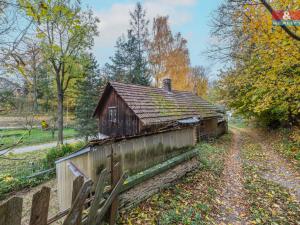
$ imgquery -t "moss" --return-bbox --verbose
[96,164,105,175]
[125,152,136,164]
[136,149,146,162]
[123,144,193,176]
[148,92,182,117]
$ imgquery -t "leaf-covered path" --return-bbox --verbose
[240,128,300,202]
[216,129,247,224]
[120,128,300,224]
[231,127,300,224]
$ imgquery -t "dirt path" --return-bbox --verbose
[216,127,300,224]
[242,128,300,202]
[216,129,248,224]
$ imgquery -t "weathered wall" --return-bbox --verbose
[196,118,219,141]
[216,121,228,137]
[56,127,196,211]
[98,87,140,137]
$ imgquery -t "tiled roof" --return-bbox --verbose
[96,81,219,126]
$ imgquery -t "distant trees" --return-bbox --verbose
[148,16,207,93]
[190,66,209,97]
[75,54,103,141]
[105,2,150,86]
[106,7,208,94]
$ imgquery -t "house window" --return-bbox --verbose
[108,107,117,123]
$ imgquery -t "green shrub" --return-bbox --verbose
[44,142,86,168]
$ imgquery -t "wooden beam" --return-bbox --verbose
[0,197,23,225]
[67,162,89,180]
[121,148,198,192]
[63,179,93,225]
[71,176,84,225]
[29,187,51,225]
[86,169,108,225]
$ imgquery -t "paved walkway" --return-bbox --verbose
[0,138,81,154]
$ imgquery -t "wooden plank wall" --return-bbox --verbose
[57,127,196,211]
[98,88,140,137]
[197,118,218,140]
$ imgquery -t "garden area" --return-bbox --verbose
[0,141,85,200]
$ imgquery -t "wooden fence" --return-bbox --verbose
[56,127,196,210]
[0,162,125,225]
[0,147,199,225]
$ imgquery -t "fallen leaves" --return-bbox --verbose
[118,133,233,224]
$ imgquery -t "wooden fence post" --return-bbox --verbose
[109,163,121,225]
[86,169,108,225]
[94,173,127,225]
[71,176,84,225]
[29,186,51,225]
[0,197,23,225]
[63,179,93,225]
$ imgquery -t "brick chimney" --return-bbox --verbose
[163,78,172,92]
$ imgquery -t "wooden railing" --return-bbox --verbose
[0,148,199,225]
[0,162,126,225]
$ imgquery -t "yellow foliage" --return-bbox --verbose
[218,0,300,125]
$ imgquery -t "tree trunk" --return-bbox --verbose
[57,91,64,145]
[33,74,38,113]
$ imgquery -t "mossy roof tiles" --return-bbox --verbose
[95,81,219,126]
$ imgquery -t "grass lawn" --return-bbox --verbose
[0,128,77,147]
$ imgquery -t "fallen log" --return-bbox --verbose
[119,157,199,210]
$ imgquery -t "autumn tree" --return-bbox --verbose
[106,2,150,85]
[0,1,31,65]
[21,0,99,144]
[148,16,191,91]
[211,0,300,127]
[190,66,209,97]
[148,16,173,86]
[9,39,43,113]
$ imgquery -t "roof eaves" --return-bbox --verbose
[93,82,113,117]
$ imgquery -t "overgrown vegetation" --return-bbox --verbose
[0,142,85,200]
[241,134,300,224]
[268,128,300,168]
[119,133,232,224]
[211,0,300,127]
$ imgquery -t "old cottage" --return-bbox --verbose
[56,79,227,210]
[94,79,227,140]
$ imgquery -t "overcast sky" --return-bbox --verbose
[84,0,224,79]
